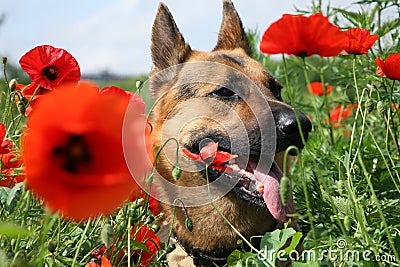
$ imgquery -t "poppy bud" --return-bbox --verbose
[17,99,28,116]
[377,101,386,116]
[364,99,374,113]
[166,244,176,253]
[101,224,114,247]
[2,57,7,65]
[48,240,57,253]
[185,217,193,232]
[136,80,143,90]
[172,163,182,180]
[9,79,17,92]
[279,176,291,207]
[344,215,352,231]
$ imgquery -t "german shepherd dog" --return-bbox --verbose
[149,1,312,266]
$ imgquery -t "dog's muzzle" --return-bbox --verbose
[273,108,312,155]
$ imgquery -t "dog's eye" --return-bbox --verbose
[210,87,237,99]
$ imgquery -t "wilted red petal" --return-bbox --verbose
[199,142,218,162]
[345,28,378,55]
[307,82,333,96]
[375,54,400,80]
[19,45,81,90]
[261,13,346,57]
[23,82,148,221]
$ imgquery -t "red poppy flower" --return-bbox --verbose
[85,256,112,267]
[1,153,23,169]
[0,123,13,154]
[182,141,238,171]
[375,53,400,80]
[23,82,149,221]
[260,13,346,57]
[132,223,161,266]
[19,45,81,90]
[330,104,358,126]
[344,28,378,55]
[307,82,333,96]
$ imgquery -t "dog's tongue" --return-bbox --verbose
[249,161,295,222]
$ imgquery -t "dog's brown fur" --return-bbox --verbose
[149,1,308,266]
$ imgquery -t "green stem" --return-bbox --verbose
[1,59,11,123]
[357,153,400,265]
[282,55,307,146]
[300,56,323,133]
[205,165,258,252]
[204,165,276,266]
[127,215,131,267]
[71,219,91,267]
[319,59,334,145]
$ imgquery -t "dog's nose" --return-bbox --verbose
[273,108,312,154]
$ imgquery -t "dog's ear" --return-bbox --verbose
[214,0,251,55]
[151,3,192,71]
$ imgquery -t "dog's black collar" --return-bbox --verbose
[173,231,230,267]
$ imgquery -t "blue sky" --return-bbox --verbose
[1,0,351,75]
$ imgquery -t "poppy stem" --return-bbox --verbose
[71,218,91,267]
[281,55,307,147]
[167,198,188,247]
[1,59,12,125]
[319,58,334,145]
[153,137,180,168]
[127,215,131,267]
[299,57,323,135]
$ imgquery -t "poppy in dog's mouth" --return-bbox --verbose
[182,142,295,222]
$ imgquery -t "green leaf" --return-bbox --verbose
[283,232,303,255]
[227,250,243,266]
[130,240,150,253]
[260,228,296,252]
[6,182,23,213]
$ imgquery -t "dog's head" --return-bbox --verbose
[149,0,311,238]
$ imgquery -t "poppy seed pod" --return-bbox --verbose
[279,176,291,207]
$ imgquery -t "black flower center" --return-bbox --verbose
[42,65,58,81]
[53,135,91,173]
[298,51,308,57]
